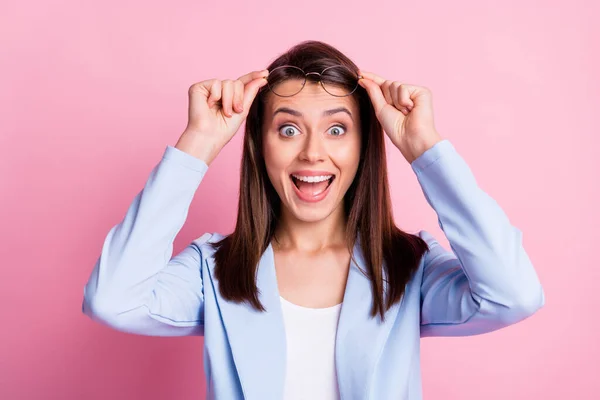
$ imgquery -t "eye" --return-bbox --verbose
[277,123,347,138]
[328,124,347,137]
[278,124,300,138]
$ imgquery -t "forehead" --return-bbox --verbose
[264,80,359,119]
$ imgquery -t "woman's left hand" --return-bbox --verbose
[357,70,443,164]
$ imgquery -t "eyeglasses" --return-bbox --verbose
[263,64,363,97]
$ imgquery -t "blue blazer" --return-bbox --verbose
[82,139,545,400]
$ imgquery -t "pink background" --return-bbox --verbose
[1,0,597,399]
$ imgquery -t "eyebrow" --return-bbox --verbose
[272,106,354,121]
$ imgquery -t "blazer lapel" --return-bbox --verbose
[204,234,402,400]
[205,238,286,400]
[335,236,404,400]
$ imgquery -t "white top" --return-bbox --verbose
[280,295,343,400]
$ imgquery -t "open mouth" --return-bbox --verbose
[289,174,336,201]
[290,174,335,190]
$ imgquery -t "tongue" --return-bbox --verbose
[296,179,329,196]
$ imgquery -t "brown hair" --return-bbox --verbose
[210,40,429,321]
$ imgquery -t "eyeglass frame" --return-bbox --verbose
[262,64,364,98]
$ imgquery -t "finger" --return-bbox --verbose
[390,81,402,110]
[381,80,394,106]
[358,70,386,86]
[221,80,234,117]
[207,80,222,107]
[234,80,244,113]
[399,85,415,110]
[357,77,387,114]
[237,69,270,85]
[242,76,269,111]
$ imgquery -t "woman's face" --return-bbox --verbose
[262,79,362,222]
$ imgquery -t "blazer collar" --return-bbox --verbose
[204,234,403,400]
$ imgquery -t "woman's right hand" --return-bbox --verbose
[175,69,270,165]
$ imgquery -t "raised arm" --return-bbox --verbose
[82,145,212,336]
[411,140,545,337]
[82,69,270,336]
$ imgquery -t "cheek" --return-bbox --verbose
[263,137,291,184]
[331,137,361,168]
[263,135,278,160]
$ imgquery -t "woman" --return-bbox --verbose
[82,40,545,400]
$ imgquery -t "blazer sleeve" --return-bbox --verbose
[411,140,545,337]
[81,144,213,337]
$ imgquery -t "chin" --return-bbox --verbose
[289,206,335,222]
[286,185,342,222]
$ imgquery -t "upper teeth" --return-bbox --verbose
[292,174,333,183]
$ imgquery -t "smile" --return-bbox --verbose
[289,174,335,203]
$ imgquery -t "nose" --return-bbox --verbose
[298,130,326,163]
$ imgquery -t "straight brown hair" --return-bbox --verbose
[210,40,429,321]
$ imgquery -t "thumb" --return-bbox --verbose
[242,77,269,112]
[358,78,388,116]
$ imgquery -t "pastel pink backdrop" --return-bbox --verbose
[1,0,597,399]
